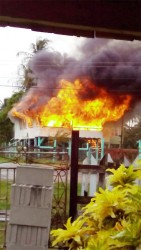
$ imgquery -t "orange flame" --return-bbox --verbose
[11,79,132,131]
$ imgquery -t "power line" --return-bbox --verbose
[1,61,141,65]
[0,84,141,94]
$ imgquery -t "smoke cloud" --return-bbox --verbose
[29,39,141,99]
[12,38,141,117]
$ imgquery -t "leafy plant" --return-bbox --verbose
[51,164,141,250]
[0,91,24,145]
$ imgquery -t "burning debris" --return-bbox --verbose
[9,38,141,131]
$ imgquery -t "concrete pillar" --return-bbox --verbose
[81,154,98,196]
[6,165,54,250]
[34,137,38,147]
[101,138,105,159]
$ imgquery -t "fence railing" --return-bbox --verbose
[0,163,69,249]
[0,146,140,248]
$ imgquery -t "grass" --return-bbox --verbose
[0,180,10,250]
[0,154,69,166]
[0,157,9,164]
[0,222,6,249]
[0,181,11,210]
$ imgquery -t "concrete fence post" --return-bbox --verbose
[6,165,54,250]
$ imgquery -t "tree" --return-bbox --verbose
[17,37,50,90]
[0,91,24,146]
[0,38,51,146]
[122,115,141,148]
[115,109,141,149]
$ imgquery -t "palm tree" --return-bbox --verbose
[30,38,50,53]
[17,37,50,90]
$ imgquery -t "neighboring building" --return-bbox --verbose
[103,121,122,148]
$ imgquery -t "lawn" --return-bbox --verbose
[0,181,11,210]
[0,156,9,164]
[0,153,69,166]
[0,180,11,250]
[0,222,6,249]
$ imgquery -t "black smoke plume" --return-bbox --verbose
[12,38,141,116]
[29,39,141,101]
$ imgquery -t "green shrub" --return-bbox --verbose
[51,164,141,250]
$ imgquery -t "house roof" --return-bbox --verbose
[0,0,141,41]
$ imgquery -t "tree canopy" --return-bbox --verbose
[122,116,141,149]
[0,37,50,146]
[17,37,50,90]
[0,91,24,145]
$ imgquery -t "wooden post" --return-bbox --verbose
[69,130,79,220]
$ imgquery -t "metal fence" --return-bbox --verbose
[0,145,139,249]
[0,163,69,249]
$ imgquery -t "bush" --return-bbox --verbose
[51,164,141,250]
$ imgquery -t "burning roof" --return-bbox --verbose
[9,38,141,131]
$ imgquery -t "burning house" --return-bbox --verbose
[8,38,141,159]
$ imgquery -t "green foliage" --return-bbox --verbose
[107,164,141,187]
[51,165,141,250]
[0,91,24,145]
[17,37,50,90]
[123,117,141,149]
[0,180,11,210]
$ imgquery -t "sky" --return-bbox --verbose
[0,26,85,104]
